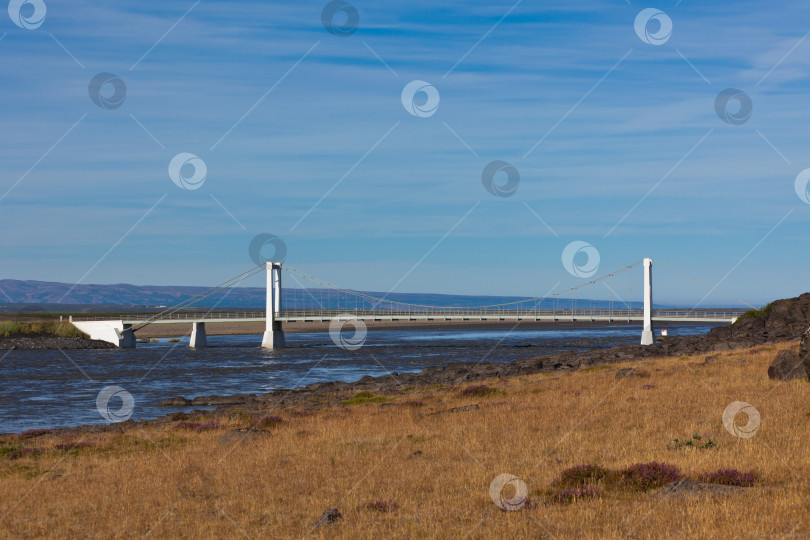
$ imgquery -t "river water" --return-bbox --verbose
[0,324,718,433]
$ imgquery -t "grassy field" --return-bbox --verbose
[0,342,808,538]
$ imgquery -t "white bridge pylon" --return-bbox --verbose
[261,261,286,349]
[641,257,654,345]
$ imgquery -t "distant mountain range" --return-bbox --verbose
[0,278,643,313]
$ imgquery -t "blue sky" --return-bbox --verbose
[1,0,809,306]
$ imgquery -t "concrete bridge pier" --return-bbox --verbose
[640,257,655,345]
[189,322,207,348]
[261,261,286,349]
[120,324,136,348]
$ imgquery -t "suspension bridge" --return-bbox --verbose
[69,258,749,349]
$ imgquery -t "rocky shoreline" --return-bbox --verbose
[0,335,116,350]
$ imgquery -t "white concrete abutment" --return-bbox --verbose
[70,319,136,348]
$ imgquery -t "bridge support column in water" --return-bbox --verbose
[190,322,207,348]
[641,257,655,345]
[262,261,286,349]
[120,324,136,348]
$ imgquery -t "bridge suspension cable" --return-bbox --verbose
[651,259,756,310]
[131,264,266,332]
[281,260,644,312]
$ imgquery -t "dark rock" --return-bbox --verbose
[802,327,810,382]
[159,397,191,407]
[710,294,810,344]
[448,404,480,413]
[190,395,253,406]
[0,336,116,350]
[315,508,342,528]
[615,368,650,379]
[767,350,807,381]
[420,404,480,418]
[690,354,722,368]
[218,428,270,446]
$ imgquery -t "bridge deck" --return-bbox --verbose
[68,309,741,326]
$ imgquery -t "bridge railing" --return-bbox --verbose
[276,309,744,319]
[71,308,744,322]
[71,311,266,322]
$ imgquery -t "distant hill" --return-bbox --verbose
[0,278,643,312]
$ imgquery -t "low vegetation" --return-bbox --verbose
[457,384,502,397]
[173,421,221,432]
[0,320,84,338]
[670,433,716,450]
[695,469,758,487]
[340,391,389,405]
[539,461,757,504]
[740,301,776,320]
[0,342,807,538]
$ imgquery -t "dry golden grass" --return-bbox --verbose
[1,342,809,539]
